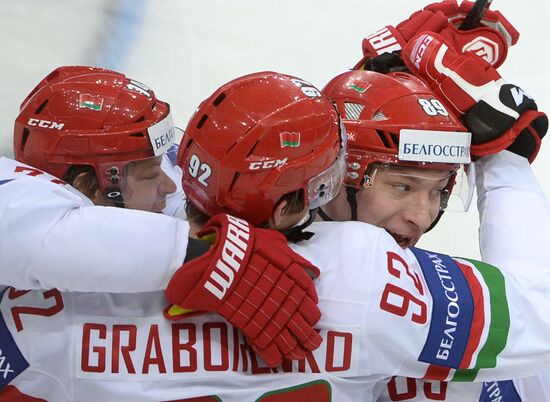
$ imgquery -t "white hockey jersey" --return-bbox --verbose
[2,152,550,401]
[0,156,189,292]
[376,151,550,401]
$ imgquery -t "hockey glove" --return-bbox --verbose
[165,213,322,367]
[403,32,548,162]
[355,0,519,70]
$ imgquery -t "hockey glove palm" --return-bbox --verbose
[403,32,548,162]
[166,213,322,367]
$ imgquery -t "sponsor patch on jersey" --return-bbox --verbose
[0,179,13,186]
[480,381,521,402]
[0,290,30,389]
[411,247,474,368]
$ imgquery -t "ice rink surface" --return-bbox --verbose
[2,0,549,258]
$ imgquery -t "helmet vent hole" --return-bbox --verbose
[228,172,240,192]
[129,132,145,137]
[246,140,259,157]
[20,128,30,151]
[34,100,49,114]
[197,114,209,129]
[376,130,392,149]
[213,93,226,107]
[389,132,400,147]
[343,102,364,120]
[184,138,193,150]
[134,116,146,123]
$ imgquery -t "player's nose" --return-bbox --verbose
[159,171,177,195]
[403,192,435,233]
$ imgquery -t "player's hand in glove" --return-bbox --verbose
[355,0,519,71]
[165,213,322,367]
[403,32,548,162]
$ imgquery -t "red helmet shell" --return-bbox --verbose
[322,70,467,189]
[178,71,343,225]
[14,66,172,192]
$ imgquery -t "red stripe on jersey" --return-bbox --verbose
[0,385,46,401]
[423,364,451,381]
[456,260,485,369]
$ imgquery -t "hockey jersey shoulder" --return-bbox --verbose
[0,156,92,205]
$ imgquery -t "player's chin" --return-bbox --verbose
[151,200,167,213]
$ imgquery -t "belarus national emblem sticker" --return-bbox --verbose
[347,83,369,93]
[79,94,104,111]
[279,132,301,148]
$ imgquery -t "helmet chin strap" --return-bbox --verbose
[346,187,359,221]
[318,187,359,222]
[281,209,318,243]
[425,210,444,233]
[317,208,333,221]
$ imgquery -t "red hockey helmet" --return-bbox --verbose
[322,70,474,212]
[178,71,346,225]
[14,66,178,209]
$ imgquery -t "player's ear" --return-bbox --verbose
[268,199,289,229]
[72,171,111,207]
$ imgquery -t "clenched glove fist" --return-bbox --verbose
[165,213,322,367]
[403,32,548,162]
[355,0,519,71]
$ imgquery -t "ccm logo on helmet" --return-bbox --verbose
[27,118,65,130]
[204,215,250,300]
[249,158,288,170]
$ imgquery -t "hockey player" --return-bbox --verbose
[334,1,548,399]
[379,31,549,402]
[320,64,540,402]
[0,66,326,374]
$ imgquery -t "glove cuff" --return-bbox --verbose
[472,110,548,163]
[166,214,255,308]
[361,25,406,59]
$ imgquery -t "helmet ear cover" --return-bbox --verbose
[14,66,176,198]
[178,71,346,226]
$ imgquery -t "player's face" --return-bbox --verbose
[121,155,177,213]
[355,165,450,248]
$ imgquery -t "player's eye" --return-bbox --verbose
[144,172,161,181]
[392,183,410,192]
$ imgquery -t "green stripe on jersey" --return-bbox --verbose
[452,258,510,381]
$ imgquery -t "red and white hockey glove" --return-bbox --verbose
[355,0,519,70]
[165,213,322,367]
[403,32,548,162]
